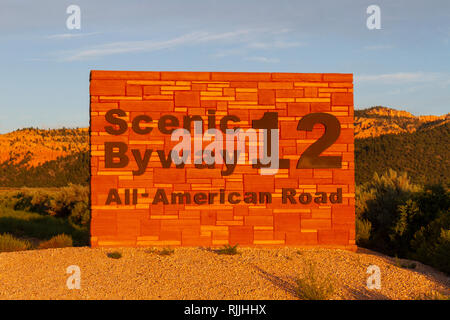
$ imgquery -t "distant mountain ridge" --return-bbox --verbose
[0,106,448,187]
[0,128,88,166]
[355,106,449,139]
[355,120,449,186]
[0,106,447,166]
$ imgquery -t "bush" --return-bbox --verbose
[0,185,90,227]
[355,218,371,246]
[215,244,239,255]
[356,169,450,274]
[0,233,31,252]
[145,247,175,256]
[0,150,89,188]
[412,226,450,274]
[107,251,122,259]
[393,256,416,269]
[158,248,174,256]
[294,263,335,300]
[0,186,90,247]
[38,234,73,249]
[431,230,450,273]
[356,169,420,254]
[419,291,450,300]
[69,201,90,226]
[403,186,449,273]
[0,206,89,246]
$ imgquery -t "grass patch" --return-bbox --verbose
[394,256,417,269]
[294,263,335,300]
[402,262,417,269]
[38,234,73,249]
[214,244,239,255]
[0,206,88,246]
[107,251,122,259]
[145,247,174,256]
[419,291,450,300]
[158,247,174,256]
[0,233,31,252]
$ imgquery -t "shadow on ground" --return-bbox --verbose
[343,284,389,300]
[252,265,298,298]
[253,262,391,300]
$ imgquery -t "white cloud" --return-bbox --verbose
[196,30,252,42]
[46,32,101,40]
[356,72,443,83]
[59,29,252,61]
[271,28,292,35]
[24,58,50,62]
[57,28,302,61]
[212,38,305,59]
[247,40,304,49]
[245,56,280,63]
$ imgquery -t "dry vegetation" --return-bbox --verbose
[0,127,88,166]
[0,247,448,300]
[0,107,447,166]
[354,106,449,139]
[0,107,448,300]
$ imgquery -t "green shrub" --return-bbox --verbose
[0,206,89,246]
[430,230,450,273]
[145,247,174,256]
[215,244,239,255]
[0,150,89,188]
[38,234,73,249]
[0,185,90,227]
[356,169,450,274]
[69,201,90,226]
[355,217,371,246]
[0,233,31,252]
[393,256,416,269]
[0,185,90,248]
[413,227,450,274]
[356,169,420,254]
[294,263,335,300]
[107,251,122,259]
[158,248,174,256]
[419,291,450,300]
[405,188,449,273]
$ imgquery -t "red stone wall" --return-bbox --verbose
[90,71,355,250]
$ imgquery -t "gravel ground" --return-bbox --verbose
[0,247,448,300]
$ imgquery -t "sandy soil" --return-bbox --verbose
[0,247,448,300]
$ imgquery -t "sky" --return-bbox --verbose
[0,0,449,133]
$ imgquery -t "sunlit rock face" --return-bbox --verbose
[354,106,449,139]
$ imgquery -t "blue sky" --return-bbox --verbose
[0,0,449,133]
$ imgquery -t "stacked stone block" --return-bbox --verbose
[90,71,355,250]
